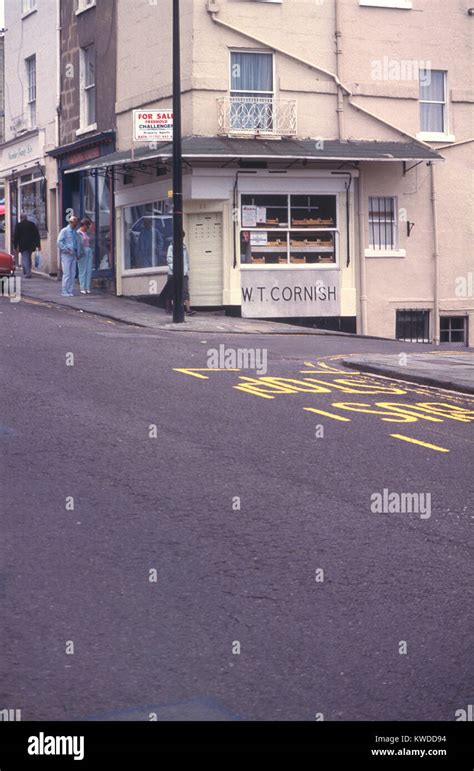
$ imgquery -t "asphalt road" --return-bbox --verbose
[1,298,473,722]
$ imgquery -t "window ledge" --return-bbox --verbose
[417,132,455,143]
[240,264,340,270]
[122,268,168,276]
[21,8,38,20]
[365,248,406,258]
[76,123,98,137]
[75,3,96,15]
[359,0,412,7]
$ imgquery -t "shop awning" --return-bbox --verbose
[64,136,442,174]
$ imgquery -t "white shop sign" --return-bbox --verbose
[241,269,340,318]
[133,110,173,142]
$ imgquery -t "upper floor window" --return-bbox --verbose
[22,0,37,14]
[26,55,36,128]
[80,45,96,129]
[419,70,447,134]
[230,51,273,131]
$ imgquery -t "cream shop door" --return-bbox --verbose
[188,213,223,307]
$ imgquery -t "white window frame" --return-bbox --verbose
[78,45,97,135]
[21,0,37,17]
[417,70,455,143]
[239,192,340,270]
[26,55,37,129]
[230,50,274,99]
[75,0,96,15]
[365,196,405,256]
[229,50,275,133]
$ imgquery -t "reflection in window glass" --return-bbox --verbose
[19,176,46,233]
[81,171,112,272]
[123,200,173,271]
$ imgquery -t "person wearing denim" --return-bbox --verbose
[77,218,94,294]
[57,216,82,297]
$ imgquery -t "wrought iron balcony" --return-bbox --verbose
[217,96,297,138]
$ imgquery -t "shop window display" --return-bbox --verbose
[240,194,338,266]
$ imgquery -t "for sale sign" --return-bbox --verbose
[133,110,173,142]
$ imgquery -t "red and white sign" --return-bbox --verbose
[133,110,174,142]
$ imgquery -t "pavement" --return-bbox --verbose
[18,274,344,336]
[1,297,472,721]
[343,352,474,395]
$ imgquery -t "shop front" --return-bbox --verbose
[48,132,116,287]
[113,163,355,322]
[63,137,441,327]
[236,190,342,319]
[0,130,52,270]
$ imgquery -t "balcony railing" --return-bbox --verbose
[217,96,297,137]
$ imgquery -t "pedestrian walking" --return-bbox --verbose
[57,216,83,297]
[77,218,94,294]
[166,231,196,315]
[13,213,41,278]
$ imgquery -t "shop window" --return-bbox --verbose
[440,316,466,344]
[18,172,47,235]
[122,199,173,271]
[396,310,430,343]
[230,51,273,131]
[26,55,36,129]
[240,194,337,266]
[419,70,447,134]
[368,197,397,250]
[80,45,96,129]
[81,171,112,272]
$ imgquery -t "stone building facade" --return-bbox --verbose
[48,0,117,286]
[68,0,471,343]
[0,0,60,274]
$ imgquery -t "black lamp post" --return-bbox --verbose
[172,0,185,323]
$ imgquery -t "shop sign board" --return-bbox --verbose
[241,268,340,318]
[1,132,44,173]
[133,110,173,142]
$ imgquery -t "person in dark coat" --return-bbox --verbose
[13,213,41,278]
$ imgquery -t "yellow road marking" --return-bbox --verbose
[390,434,450,453]
[174,367,241,379]
[234,385,274,399]
[304,407,351,422]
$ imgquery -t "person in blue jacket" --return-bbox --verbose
[57,216,83,297]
